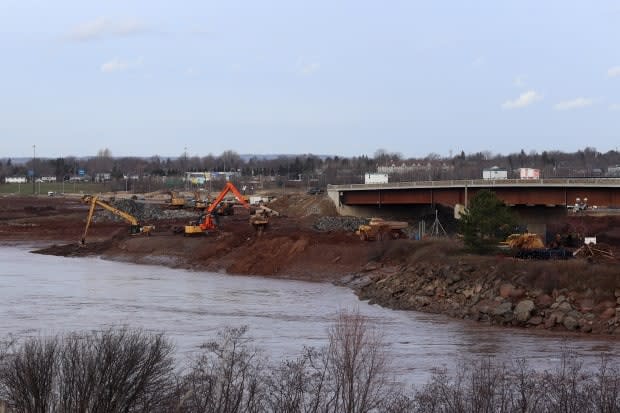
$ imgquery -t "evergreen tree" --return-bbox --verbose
[459,189,516,252]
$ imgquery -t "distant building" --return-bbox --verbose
[95,173,111,182]
[482,166,508,180]
[518,168,540,180]
[5,176,27,184]
[607,165,620,177]
[364,173,388,184]
[185,171,241,185]
[68,175,91,183]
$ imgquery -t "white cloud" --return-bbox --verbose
[68,17,147,41]
[100,57,142,73]
[296,57,320,76]
[608,66,620,78]
[553,97,594,111]
[501,90,543,109]
[610,103,620,111]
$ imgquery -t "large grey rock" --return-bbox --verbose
[492,302,513,320]
[563,316,579,331]
[557,301,572,313]
[514,300,535,323]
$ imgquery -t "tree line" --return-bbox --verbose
[1,147,619,185]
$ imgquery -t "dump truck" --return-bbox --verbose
[356,218,408,241]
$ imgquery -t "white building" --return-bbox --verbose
[518,168,540,180]
[364,173,389,184]
[482,167,508,180]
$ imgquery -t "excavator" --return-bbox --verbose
[184,182,275,235]
[80,195,154,245]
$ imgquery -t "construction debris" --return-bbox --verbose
[573,242,615,260]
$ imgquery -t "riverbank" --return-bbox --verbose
[1,194,619,336]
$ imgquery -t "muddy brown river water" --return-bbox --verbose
[1,246,618,386]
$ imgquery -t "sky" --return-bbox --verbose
[1,0,619,159]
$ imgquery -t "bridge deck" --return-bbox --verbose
[328,178,620,208]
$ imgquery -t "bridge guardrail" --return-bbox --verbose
[327,178,620,190]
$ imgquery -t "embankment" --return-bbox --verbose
[340,240,620,336]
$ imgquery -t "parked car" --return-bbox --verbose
[307,187,324,195]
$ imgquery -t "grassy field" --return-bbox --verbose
[0,182,109,195]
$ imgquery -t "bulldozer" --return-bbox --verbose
[356,218,408,241]
[167,191,186,209]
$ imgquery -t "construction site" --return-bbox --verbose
[1,183,620,335]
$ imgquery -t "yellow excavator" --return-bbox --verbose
[80,195,154,245]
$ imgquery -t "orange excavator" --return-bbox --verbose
[184,182,250,236]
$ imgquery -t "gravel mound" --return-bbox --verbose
[94,200,197,223]
[313,216,368,232]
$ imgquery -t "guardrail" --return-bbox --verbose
[327,178,620,190]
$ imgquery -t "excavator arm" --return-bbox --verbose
[185,183,251,235]
[206,182,250,214]
[81,195,150,244]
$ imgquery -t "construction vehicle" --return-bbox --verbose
[501,233,573,260]
[80,195,154,245]
[356,218,408,241]
[185,182,267,235]
[192,191,208,210]
[502,233,545,249]
[167,191,186,209]
[249,205,279,235]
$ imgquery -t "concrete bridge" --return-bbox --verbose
[327,178,620,232]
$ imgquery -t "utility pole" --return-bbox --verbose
[32,144,36,194]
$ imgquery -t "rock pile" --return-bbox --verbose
[352,261,620,335]
[94,200,198,223]
[313,216,368,232]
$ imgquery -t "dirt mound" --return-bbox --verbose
[267,194,337,218]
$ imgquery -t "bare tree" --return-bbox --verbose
[0,328,175,413]
[176,326,265,413]
[325,309,391,413]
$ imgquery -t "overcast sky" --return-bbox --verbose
[1,0,619,158]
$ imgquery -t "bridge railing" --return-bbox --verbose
[327,177,620,190]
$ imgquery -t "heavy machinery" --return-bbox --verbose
[249,205,279,235]
[501,233,573,260]
[503,233,545,249]
[192,191,208,210]
[167,191,186,209]
[185,182,267,236]
[80,195,154,244]
[356,218,408,241]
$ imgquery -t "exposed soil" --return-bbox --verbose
[2,194,620,336]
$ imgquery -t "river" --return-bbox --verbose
[1,246,618,386]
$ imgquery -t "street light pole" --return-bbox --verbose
[32,144,36,195]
